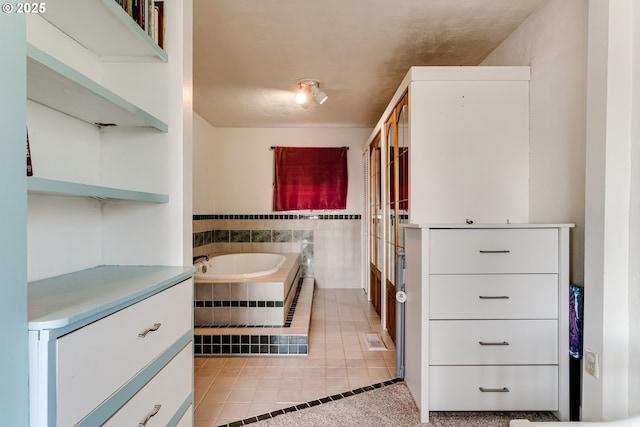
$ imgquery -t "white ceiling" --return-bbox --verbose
[193,0,546,129]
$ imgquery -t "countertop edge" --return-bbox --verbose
[28,266,195,333]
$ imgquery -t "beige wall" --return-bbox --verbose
[481,0,588,287]
[192,117,370,288]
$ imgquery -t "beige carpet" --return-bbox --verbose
[242,381,558,427]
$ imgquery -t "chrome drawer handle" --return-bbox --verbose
[479,250,510,254]
[138,323,161,338]
[478,295,510,300]
[479,341,510,346]
[139,404,161,427]
[479,387,510,393]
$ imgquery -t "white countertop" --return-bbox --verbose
[402,223,575,229]
[28,265,195,331]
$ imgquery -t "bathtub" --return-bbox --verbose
[510,415,640,426]
[194,253,286,280]
[193,252,301,327]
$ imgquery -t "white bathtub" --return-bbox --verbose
[194,253,286,280]
[511,415,640,427]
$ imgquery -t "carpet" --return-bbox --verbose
[244,381,559,427]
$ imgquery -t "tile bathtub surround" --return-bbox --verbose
[195,228,307,245]
[193,215,362,289]
[194,276,304,331]
[194,277,311,357]
[194,334,309,356]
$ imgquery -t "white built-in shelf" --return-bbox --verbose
[40,0,167,62]
[27,177,169,203]
[27,44,168,132]
[28,266,194,331]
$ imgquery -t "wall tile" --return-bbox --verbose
[193,216,362,289]
[230,230,251,242]
[272,229,293,242]
[212,283,230,300]
[214,230,230,243]
[251,230,272,242]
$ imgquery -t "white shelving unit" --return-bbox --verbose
[25,1,193,425]
[40,0,167,62]
[27,44,168,132]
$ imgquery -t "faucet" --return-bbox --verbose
[193,255,209,264]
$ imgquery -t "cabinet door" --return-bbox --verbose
[369,133,383,316]
[385,92,408,343]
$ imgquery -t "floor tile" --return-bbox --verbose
[193,288,396,427]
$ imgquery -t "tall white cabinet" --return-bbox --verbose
[365,66,531,346]
[22,1,194,425]
[403,224,573,423]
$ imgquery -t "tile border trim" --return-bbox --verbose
[217,378,403,427]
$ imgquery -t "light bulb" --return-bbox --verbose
[295,90,307,104]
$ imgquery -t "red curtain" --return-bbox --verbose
[273,146,348,211]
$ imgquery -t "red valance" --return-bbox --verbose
[273,146,348,211]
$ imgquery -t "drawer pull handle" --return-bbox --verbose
[139,404,161,427]
[479,295,510,300]
[479,341,510,346]
[479,250,510,254]
[138,323,162,338]
[479,387,510,393]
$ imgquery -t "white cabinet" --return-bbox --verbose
[367,66,532,226]
[25,2,193,425]
[28,267,194,427]
[403,224,572,423]
[365,66,531,342]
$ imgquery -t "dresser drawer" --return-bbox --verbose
[429,228,558,274]
[429,365,558,411]
[429,319,558,365]
[103,344,192,426]
[429,274,558,319]
[56,279,192,427]
[176,405,193,427]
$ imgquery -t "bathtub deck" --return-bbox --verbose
[194,277,314,356]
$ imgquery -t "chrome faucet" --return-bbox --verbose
[193,255,209,264]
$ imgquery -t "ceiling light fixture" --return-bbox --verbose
[296,78,328,107]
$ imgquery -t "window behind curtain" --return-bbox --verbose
[272,146,348,211]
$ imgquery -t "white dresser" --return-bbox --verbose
[28,266,194,427]
[403,224,573,423]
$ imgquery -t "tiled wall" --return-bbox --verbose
[193,214,362,289]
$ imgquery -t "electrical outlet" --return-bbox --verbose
[584,348,600,378]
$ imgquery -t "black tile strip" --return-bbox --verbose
[217,379,404,426]
[193,300,284,308]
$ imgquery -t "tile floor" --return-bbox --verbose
[193,287,397,427]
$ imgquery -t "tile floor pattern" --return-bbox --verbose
[193,288,397,427]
